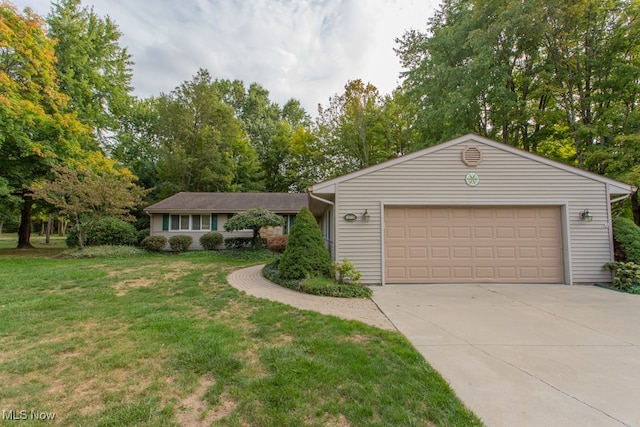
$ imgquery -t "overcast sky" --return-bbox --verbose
[12,0,438,114]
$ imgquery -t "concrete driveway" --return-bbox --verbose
[371,284,640,427]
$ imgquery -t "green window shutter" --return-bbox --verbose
[289,215,295,231]
[211,214,218,231]
[162,214,169,231]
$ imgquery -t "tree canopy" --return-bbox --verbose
[223,208,285,248]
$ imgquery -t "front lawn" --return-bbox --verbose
[0,250,482,426]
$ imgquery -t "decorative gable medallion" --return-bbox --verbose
[462,146,483,167]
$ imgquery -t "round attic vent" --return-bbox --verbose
[462,146,483,167]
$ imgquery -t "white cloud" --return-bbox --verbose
[11,0,437,114]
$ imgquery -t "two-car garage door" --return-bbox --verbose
[385,206,563,284]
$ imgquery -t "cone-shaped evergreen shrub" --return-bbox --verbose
[279,207,331,279]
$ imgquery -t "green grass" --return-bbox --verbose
[0,249,482,426]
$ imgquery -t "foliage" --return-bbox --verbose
[168,235,192,252]
[612,217,640,263]
[263,261,372,298]
[154,69,262,197]
[224,237,256,250]
[85,217,137,246]
[111,97,161,191]
[140,235,167,252]
[317,79,395,176]
[199,232,224,250]
[0,3,91,248]
[279,207,331,279]
[223,208,285,248]
[65,217,137,248]
[136,229,150,245]
[603,262,640,294]
[210,247,274,261]
[31,163,148,249]
[47,0,133,138]
[395,0,640,165]
[266,235,288,253]
[333,258,363,285]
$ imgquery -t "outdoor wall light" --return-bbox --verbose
[362,209,370,223]
[580,209,593,222]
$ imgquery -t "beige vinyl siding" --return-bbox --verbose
[335,143,613,284]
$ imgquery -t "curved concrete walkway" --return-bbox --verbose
[227,264,396,330]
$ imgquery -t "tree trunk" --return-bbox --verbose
[46,214,53,244]
[17,194,34,249]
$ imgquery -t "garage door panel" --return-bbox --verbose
[430,227,449,238]
[452,227,471,238]
[453,246,472,258]
[385,206,563,284]
[474,227,493,238]
[408,227,427,238]
[408,247,427,258]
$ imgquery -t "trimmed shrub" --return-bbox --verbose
[224,237,257,249]
[86,217,137,246]
[136,229,150,245]
[279,207,331,279]
[200,232,224,250]
[141,235,167,252]
[169,235,193,252]
[604,261,640,294]
[612,217,640,263]
[266,235,288,254]
[65,217,137,248]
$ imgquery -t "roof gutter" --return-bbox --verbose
[610,184,636,204]
[307,188,334,208]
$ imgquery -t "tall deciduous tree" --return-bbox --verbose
[47,0,133,143]
[155,70,262,197]
[316,79,393,176]
[396,0,640,165]
[0,2,90,248]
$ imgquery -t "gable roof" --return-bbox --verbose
[310,134,635,195]
[145,192,308,214]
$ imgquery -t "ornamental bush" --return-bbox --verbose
[604,261,640,294]
[266,235,288,253]
[141,235,167,252]
[333,258,362,285]
[65,217,137,248]
[86,217,137,246]
[279,207,331,279]
[200,232,224,250]
[612,217,640,264]
[168,235,193,252]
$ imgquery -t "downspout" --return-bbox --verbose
[607,186,635,266]
[307,189,335,260]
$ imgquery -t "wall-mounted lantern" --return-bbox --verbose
[362,209,370,223]
[580,209,593,222]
